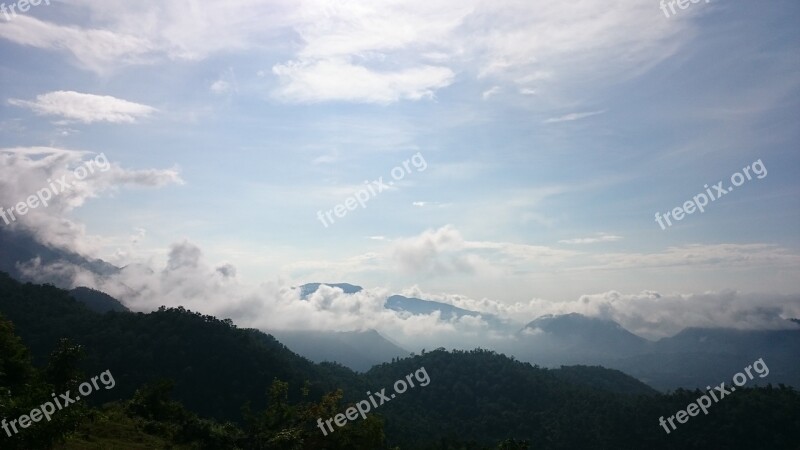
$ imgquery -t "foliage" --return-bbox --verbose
[2,272,800,449]
[242,379,387,449]
[0,315,86,449]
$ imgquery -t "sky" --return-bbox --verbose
[1,0,799,345]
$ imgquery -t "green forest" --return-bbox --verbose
[1,272,799,449]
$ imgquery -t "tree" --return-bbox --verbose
[44,338,85,391]
[0,315,85,449]
[243,379,387,450]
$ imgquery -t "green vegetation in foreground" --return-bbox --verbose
[2,273,800,449]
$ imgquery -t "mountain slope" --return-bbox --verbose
[271,329,409,372]
[362,348,800,449]
[612,326,800,390]
[0,228,119,287]
[2,274,800,449]
[69,286,130,313]
[0,272,363,421]
[513,313,650,366]
[524,313,649,352]
[551,365,657,396]
[512,313,800,391]
[385,294,480,318]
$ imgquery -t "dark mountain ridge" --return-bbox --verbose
[0,272,361,421]
[2,273,799,449]
[0,227,119,287]
[516,313,800,390]
[69,286,130,313]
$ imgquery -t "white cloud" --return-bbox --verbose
[544,110,606,124]
[17,242,510,351]
[311,152,339,164]
[482,86,501,100]
[0,147,182,252]
[391,225,474,275]
[282,225,800,295]
[10,217,800,348]
[396,285,800,340]
[389,225,577,276]
[9,91,156,124]
[292,0,470,61]
[272,59,455,104]
[412,201,450,208]
[0,15,156,74]
[519,290,800,339]
[210,80,231,95]
[582,243,800,271]
[210,68,238,95]
[19,242,800,347]
[559,233,622,245]
[0,1,694,104]
[476,1,684,86]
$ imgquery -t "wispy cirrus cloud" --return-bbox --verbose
[0,15,157,74]
[543,110,606,124]
[9,91,157,124]
[582,243,800,271]
[0,0,691,103]
[412,201,450,208]
[559,233,622,245]
[482,86,501,100]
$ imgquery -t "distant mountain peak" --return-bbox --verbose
[386,294,477,317]
[522,313,648,356]
[297,286,507,328]
[298,282,363,299]
[526,313,624,331]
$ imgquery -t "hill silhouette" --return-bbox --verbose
[1,273,799,449]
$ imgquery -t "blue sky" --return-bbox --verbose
[1,0,799,341]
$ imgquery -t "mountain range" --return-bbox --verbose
[297,283,800,391]
[0,229,797,392]
[1,272,798,449]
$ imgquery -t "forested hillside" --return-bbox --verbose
[1,273,799,449]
